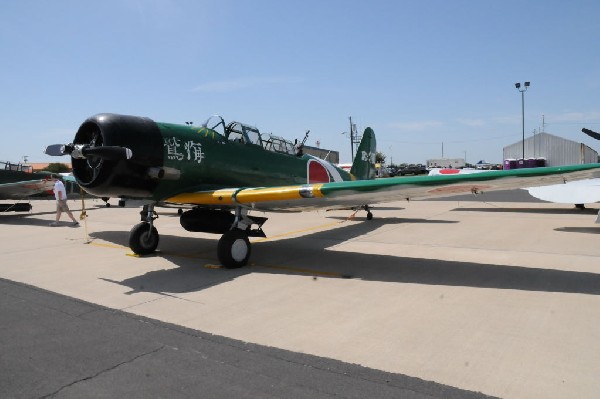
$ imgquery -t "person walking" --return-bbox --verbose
[50,177,79,227]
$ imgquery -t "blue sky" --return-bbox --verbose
[1,0,599,164]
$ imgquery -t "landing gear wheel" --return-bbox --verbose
[218,229,251,268]
[129,222,159,255]
[366,211,373,220]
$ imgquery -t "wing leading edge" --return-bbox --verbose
[165,163,600,211]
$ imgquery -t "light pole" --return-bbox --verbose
[515,81,530,160]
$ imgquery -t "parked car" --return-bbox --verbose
[397,164,427,175]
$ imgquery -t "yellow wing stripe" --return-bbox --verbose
[166,184,325,205]
[167,189,237,205]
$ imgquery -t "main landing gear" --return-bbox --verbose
[127,204,266,269]
[217,207,266,268]
[129,204,159,255]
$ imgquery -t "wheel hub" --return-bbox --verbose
[231,239,248,262]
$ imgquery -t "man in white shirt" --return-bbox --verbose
[50,177,79,227]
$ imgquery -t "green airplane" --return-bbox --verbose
[0,161,59,212]
[45,113,600,268]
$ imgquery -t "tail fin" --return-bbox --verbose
[350,127,377,180]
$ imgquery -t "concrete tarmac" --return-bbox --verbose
[1,192,599,398]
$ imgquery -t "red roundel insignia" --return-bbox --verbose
[308,160,330,183]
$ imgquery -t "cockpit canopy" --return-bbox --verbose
[202,115,299,156]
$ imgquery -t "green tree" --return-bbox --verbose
[43,163,70,173]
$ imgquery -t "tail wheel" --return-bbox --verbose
[129,222,159,255]
[218,229,251,268]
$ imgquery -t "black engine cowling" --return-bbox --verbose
[72,113,164,198]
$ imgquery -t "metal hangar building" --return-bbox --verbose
[503,132,598,167]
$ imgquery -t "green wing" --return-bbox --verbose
[0,179,55,200]
[165,164,600,211]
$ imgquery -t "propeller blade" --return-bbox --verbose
[46,143,132,160]
[44,144,72,156]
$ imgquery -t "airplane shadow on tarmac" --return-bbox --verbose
[453,206,599,215]
[0,209,62,226]
[91,215,600,297]
[0,200,106,227]
[454,207,600,235]
[555,226,600,234]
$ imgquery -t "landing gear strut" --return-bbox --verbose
[129,203,159,255]
[364,205,373,220]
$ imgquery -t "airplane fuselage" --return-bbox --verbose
[72,114,352,201]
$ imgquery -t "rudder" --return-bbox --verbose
[350,127,377,180]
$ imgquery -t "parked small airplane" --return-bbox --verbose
[0,161,57,212]
[527,127,600,207]
[45,113,600,267]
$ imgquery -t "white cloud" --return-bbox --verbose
[456,118,485,127]
[192,76,302,93]
[551,111,600,122]
[491,115,519,125]
[387,120,443,130]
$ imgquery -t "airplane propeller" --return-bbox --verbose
[45,143,133,160]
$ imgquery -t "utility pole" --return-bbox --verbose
[542,114,545,133]
[349,117,355,160]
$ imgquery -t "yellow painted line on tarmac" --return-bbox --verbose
[250,263,343,278]
[89,239,344,277]
[125,251,215,260]
[90,242,215,261]
[91,242,127,250]
[253,219,349,242]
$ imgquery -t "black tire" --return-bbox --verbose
[366,211,373,220]
[129,222,159,255]
[217,230,251,268]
